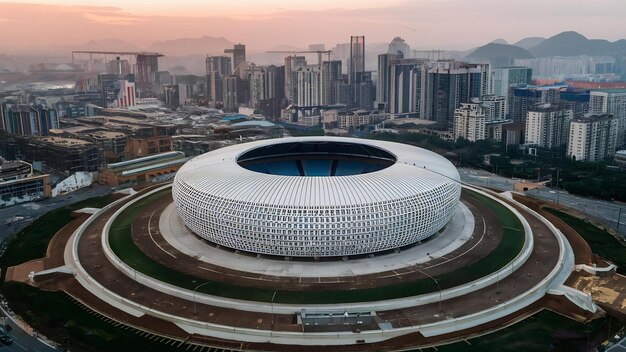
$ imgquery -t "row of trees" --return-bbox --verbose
[368,131,626,202]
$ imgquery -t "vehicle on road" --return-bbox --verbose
[0,335,12,345]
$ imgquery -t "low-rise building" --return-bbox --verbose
[99,151,189,187]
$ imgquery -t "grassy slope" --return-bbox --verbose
[545,208,626,275]
[2,282,204,352]
[0,195,113,269]
[109,190,524,304]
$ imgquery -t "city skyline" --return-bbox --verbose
[2,0,626,52]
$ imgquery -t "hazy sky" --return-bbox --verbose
[2,0,626,52]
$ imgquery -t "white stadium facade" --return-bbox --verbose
[172,137,462,257]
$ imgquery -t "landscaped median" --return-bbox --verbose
[107,188,526,304]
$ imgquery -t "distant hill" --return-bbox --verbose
[528,31,626,57]
[43,38,142,55]
[491,38,508,45]
[75,38,142,52]
[146,36,234,56]
[514,37,546,50]
[466,43,533,67]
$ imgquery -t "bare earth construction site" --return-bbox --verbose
[7,137,620,351]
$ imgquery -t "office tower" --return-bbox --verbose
[454,103,486,142]
[344,35,373,110]
[387,58,424,114]
[348,36,365,85]
[423,61,490,130]
[284,56,307,104]
[321,60,342,105]
[491,66,532,117]
[589,90,626,146]
[388,37,410,57]
[525,105,573,149]
[510,84,566,123]
[377,54,395,110]
[206,56,232,107]
[224,43,246,76]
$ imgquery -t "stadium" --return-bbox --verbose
[22,135,605,351]
[172,137,462,257]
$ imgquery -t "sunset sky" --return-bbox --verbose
[2,0,626,52]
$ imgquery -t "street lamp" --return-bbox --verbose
[270,290,278,331]
[193,281,212,316]
[418,269,442,312]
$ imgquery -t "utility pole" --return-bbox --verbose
[555,168,560,205]
[617,207,623,236]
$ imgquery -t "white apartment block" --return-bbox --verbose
[454,103,486,142]
[525,106,573,149]
[295,65,322,107]
[567,114,619,161]
[589,90,626,146]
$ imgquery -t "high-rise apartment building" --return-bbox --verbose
[480,95,507,121]
[422,61,490,129]
[524,105,573,149]
[246,65,281,109]
[0,104,59,136]
[589,89,626,147]
[206,56,232,107]
[284,56,307,104]
[491,66,532,117]
[223,76,240,112]
[567,114,619,161]
[510,84,566,123]
[454,103,486,142]
[294,65,323,107]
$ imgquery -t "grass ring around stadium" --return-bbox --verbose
[105,186,526,304]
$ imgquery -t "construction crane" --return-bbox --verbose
[266,50,333,65]
[396,24,418,32]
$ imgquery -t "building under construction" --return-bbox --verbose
[0,133,102,174]
[72,51,164,91]
[0,158,51,206]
